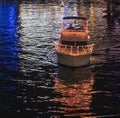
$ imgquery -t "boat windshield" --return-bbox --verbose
[63,19,86,31]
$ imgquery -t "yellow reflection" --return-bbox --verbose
[54,66,94,117]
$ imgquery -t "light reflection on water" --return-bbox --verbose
[0,0,120,118]
[53,66,94,117]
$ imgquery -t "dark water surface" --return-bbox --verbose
[0,0,120,118]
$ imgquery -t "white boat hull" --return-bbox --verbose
[57,53,91,67]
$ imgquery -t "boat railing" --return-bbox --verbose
[55,42,94,56]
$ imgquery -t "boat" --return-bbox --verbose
[55,16,94,67]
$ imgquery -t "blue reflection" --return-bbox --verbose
[0,2,20,114]
[0,3,20,72]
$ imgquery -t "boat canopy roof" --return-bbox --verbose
[63,16,87,20]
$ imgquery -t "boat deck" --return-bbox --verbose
[55,42,94,56]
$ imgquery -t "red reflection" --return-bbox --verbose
[54,66,94,117]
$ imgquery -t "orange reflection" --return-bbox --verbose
[54,66,94,117]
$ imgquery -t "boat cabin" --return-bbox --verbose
[60,16,89,41]
[62,16,88,32]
